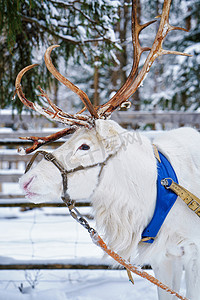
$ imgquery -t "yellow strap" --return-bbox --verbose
[140,236,155,242]
[152,144,161,163]
[126,267,135,285]
[165,179,200,217]
[126,258,134,285]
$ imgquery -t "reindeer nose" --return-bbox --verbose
[23,176,35,191]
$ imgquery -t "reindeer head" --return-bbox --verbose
[16,0,190,203]
[19,119,126,203]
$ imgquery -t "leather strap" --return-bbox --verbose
[161,178,200,218]
[152,144,161,163]
[126,268,135,285]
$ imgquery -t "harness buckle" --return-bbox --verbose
[44,152,55,162]
[161,178,173,189]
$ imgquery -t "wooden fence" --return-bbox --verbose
[112,111,200,129]
[1,110,200,129]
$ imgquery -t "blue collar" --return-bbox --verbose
[141,150,178,243]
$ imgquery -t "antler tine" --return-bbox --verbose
[15,64,64,117]
[37,85,94,126]
[98,0,191,118]
[97,0,156,117]
[15,64,93,128]
[18,127,76,155]
[44,45,98,119]
[15,64,40,110]
[153,0,192,57]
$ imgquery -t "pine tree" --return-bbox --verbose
[167,0,200,111]
[140,0,200,111]
[0,0,120,112]
[1,0,199,114]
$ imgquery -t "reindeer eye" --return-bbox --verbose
[78,144,90,150]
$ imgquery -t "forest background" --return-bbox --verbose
[0,0,199,115]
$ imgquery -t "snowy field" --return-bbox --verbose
[0,182,186,300]
[0,269,159,300]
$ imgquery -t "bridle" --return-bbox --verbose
[25,149,117,207]
[24,148,118,233]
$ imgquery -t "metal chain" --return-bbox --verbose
[63,197,96,234]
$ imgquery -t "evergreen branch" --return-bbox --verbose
[21,15,79,44]
[50,0,103,27]
[21,14,116,45]
[49,0,109,38]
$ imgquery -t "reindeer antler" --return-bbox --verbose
[15,64,94,154]
[15,64,94,127]
[18,127,76,155]
[96,2,156,116]
[97,0,191,118]
[44,45,98,119]
[15,0,191,154]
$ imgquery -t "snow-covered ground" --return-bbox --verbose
[0,201,161,300]
[0,198,187,300]
[0,269,159,300]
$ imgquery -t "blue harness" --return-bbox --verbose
[141,150,179,243]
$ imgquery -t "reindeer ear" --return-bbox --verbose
[95,119,125,152]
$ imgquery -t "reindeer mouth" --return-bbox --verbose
[23,176,34,190]
[22,176,40,199]
[24,191,39,199]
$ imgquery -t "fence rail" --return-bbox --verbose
[1,111,200,128]
[0,264,112,270]
[112,111,200,127]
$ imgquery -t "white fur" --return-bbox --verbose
[19,120,200,300]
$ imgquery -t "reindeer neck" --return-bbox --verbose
[91,133,157,259]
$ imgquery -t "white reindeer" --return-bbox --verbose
[15,1,200,299]
[20,120,200,300]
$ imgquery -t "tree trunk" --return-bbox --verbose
[131,0,141,111]
[110,1,131,98]
[94,59,100,107]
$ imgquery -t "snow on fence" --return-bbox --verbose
[0,110,200,272]
[1,110,200,130]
